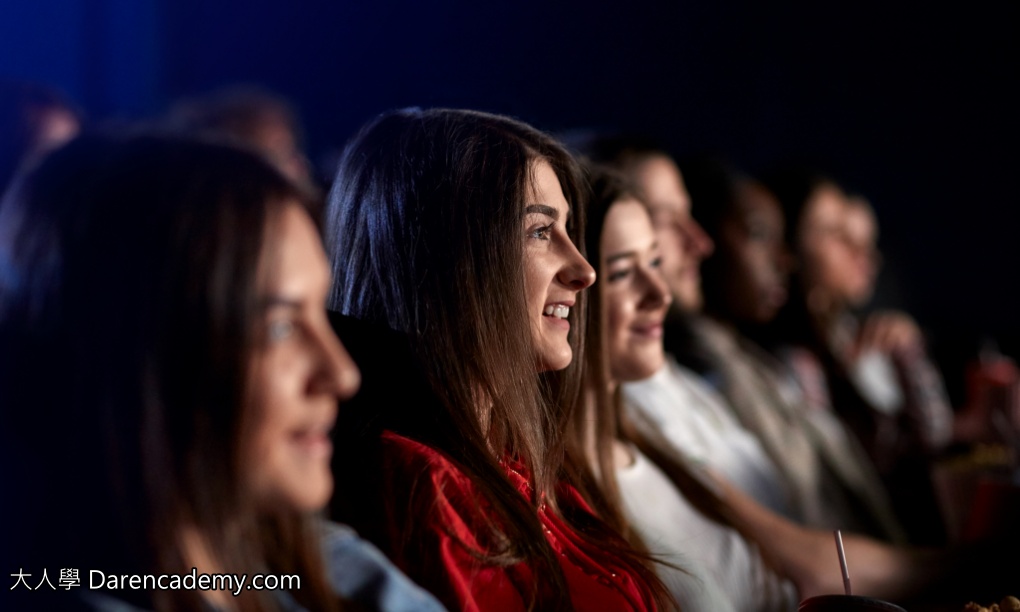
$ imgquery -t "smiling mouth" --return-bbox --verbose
[290,430,332,458]
[543,304,570,319]
[631,322,664,339]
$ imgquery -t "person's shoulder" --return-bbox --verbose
[380,431,459,473]
[378,432,477,503]
[319,520,449,612]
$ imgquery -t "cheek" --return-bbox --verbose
[606,295,630,340]
[245,357,302,489]
[523,259,547,321]
[818,248,851,285]
[729,248,760,293]
[802,243,838,284]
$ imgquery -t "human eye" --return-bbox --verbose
[649,256,663,269]
[607,267,632,282]
[528,223,553,241]
[267,318,297,343]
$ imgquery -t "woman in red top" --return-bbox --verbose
[325,108,667,610]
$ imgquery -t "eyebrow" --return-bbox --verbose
[525,204,569,221]
[605,252,638,265]
[605,241,659,265]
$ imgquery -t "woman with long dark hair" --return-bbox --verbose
[325,108,668,610]
[0,132,443,612]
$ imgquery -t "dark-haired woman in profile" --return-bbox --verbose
[0,133,445,611]
[326,108,668,610]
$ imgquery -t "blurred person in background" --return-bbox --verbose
[0,80,82,197]
[0,132,445,612]
[762,168,1020,544]
[166,84,318,197]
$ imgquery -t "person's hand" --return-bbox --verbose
[853,310,923,359]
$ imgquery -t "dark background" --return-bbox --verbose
[3,0,1018,402]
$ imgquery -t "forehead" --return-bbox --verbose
[804,184,846,224]
[527,159,569,212]
[262,202,328,292]
[601,199,655,254]
[845,201,876,228]
[735,182,783,221]
[632,156,689,214]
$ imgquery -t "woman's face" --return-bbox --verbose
[838,199,880,306]
[715,181,790,324]
[631,155,714,312]
[798,185,876,307]
[602,199,672,383]
[524,160,597,372]
[248,203,361,512]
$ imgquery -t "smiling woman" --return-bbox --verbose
[325,107,669,610]
[246,204,360,513]
[0,133,445,612]
[524,161,597,372]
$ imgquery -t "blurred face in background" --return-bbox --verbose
[32,108,79,157]
[840,197,881,306]
[248,203,361,512]
[798,184,878,311]
[630,155,714,313]
[714,181,790,324]
[250,113,313,188]
[602,198,672,382]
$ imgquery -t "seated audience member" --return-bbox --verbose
[579,167,798,610]
[325,108,669,611]
[580,139,905,542]
[580,164,1011,611]
[574,138,793,521]
[679,155,907,541]
[763,170,1020,544]
[0,133,445,611]
[0,80,82,196]
[166,85,317,195]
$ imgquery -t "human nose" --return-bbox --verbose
[638,266,672,311]
[681,217,714,258]
[310,323,362,402]
[556,238,596,290]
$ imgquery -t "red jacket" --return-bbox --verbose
[377,431,657,611]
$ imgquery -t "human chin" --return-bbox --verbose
[612,348,662,382]
[537,337,573,372]
[634,340,665,378]
[278,462,333,512]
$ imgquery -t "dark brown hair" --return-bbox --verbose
[326,108,665,609]
[0,132,338,611]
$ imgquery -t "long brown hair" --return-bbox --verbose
[0,133,339,611]
[578,162,796,599]
[326,108,666,609]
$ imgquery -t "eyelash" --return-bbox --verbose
[529,224,553,240]
[608,259,662,283]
